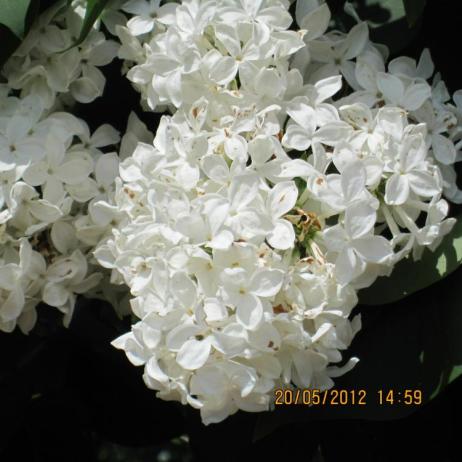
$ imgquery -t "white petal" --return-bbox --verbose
[314,75,343,104]
[171,272,197,308]
[66,178,99,202]
[341,162,366,202]
[42,282,69,307]
[403,83,431,111]
[277,159,318,178]
[88,40,119,67]
[176,338,211,370]
[224,135,247,162]
[323,224,349,252]
[339,103,372,130]
[203,197,229,234]
[0,289,24,322]
[353,236,392,263]
[355,54,382,92]
[215,24,241,57]
[299,3,330,40]
[56,158,93,185]
[209,230,234,249]
[210,56,238,85]
[345,200,376,239]
[342,22,369,60]
[51,221,78,254]
[376,72,404,104]
[43,177,65,204]
[313,122,353,146]
[267,181,298,218]
[229,174,258,210]
[23,162,48,186]
[250,269,284,297]
[432,134,456,165]
[91,125,120,148]
[267,219,295,250]
[166,322,201,351]
[127,15,154,36]
[201,155,229,183]
[282,124,312,151]
[204,298,228,323]
[255,67,284,97]
[94,152,119,186]
[29,200,62,223]
[286,97,316,130]
[145,356,169,385]
[70,66,105,104]
[335,247,365,285]
[408,171,440,197]
[236,294,263,330]
[385,173,410,205]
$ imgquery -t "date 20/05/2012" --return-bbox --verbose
[274,388,423,406]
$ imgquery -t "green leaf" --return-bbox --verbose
[359,215,462,306]
[403,0,426,27]
[70,0,110,48]
[254,267,462,440]
[0,0,32,38]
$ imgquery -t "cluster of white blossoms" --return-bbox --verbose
[1,0,462,425]
[2,0,120,109]
[90,0,462,424]
[0,0,125,332]
[0,87,124,332]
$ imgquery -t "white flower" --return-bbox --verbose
[8,182,63,235]
[0,98,45,170]
[122,0,177,36]
[221,0,293,31]
[87,0,461,426]
[318,161,378,213]
[376,72,431,112]
[323,201,392,285]
[0,239,46,334]
[43,250,102,326]
[220,267,284,329]
[384,133,440,206]
[309,22,369,82]
[23,135,93,204]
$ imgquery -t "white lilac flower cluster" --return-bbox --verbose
[89,0,462,424]
[2,0,120,109]
[1,0,462,426]
[0,0,123,333]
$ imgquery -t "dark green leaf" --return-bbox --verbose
[359,215,462,305]
[70,0,110,48]
[403,0,426,27]
[0,0,32,38]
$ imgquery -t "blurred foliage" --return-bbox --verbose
[0,0,32,37]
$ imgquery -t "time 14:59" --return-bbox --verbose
[378,389,423,405]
